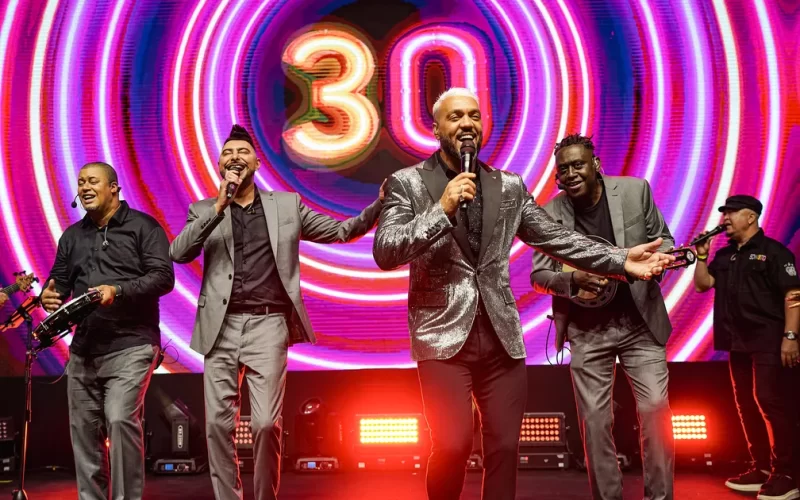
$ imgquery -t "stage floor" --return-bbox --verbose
[1,468,755,499]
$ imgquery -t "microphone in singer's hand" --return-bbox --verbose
[226,181,237,199]
[689,224,726,246]
[459,139,477,209]
[225,164,244,199]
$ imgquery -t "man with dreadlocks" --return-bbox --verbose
[170,125,385,500]
[531,134,676,500]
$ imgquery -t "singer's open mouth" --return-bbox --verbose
[226,163,246,173]
[457,134,474,141]
[82,194,96,202]
[566,180,582,188]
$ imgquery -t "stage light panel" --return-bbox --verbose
[235,416,254,449]
[358,416,420,445]
[519,413,566,446]
[672,414,708,440]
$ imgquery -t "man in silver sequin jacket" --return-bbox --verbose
[373,87,674,500]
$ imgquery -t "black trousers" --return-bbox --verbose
[417,311,527,500]
[729,351,793,475]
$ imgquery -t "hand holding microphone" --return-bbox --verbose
[440,173,476,218]
[691,224,726,258]
[215,164,246,213]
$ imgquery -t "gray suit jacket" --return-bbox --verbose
[530,175,674,352]
[170,189,383,356]
[373,154,631,362]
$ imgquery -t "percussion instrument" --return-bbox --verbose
[33,290,102,351]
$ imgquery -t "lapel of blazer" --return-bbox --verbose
[559,194,576,231]
[478,164,501,265]
[260,189,279,259]
[603,177,625,247]
[419,153,476,266]
[221,205,235,264]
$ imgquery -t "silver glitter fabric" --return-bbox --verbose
[373,155,628,362]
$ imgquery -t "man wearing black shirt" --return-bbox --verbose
[693,195,800,500]
[170,125,384,500]
[532,134,675,500]
[40,162,174,500]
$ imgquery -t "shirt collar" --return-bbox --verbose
[233,188,263,210]
[728,228,764,251]
[81,200,129,228]
[437,150,479,182]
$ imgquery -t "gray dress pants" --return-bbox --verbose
[569,322,674,500]
[204,312,288,500]
[67,343,160,500]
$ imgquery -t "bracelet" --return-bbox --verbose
[696,254,708,261]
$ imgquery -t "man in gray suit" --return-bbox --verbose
[531,134,675,500]
[373,89,674,500]
[170,125,384,500]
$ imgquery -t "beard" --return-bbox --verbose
[440,136,459,160]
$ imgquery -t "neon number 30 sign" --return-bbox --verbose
[282,24,492,165]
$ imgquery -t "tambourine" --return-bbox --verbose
[33,290,103,351]
[561,235,620,308]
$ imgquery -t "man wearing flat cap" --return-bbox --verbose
[170,125,385,500]
[693,195,800,500]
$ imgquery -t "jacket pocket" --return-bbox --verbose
[624,214,644,229]
[409,290,447,307]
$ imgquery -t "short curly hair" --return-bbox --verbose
[553,133,595,156]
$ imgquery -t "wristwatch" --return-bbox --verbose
[114,284,123,298]
[785,331,797,341]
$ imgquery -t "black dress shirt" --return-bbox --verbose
[229,192,290,308]
[708,229,800,353]
[47,201,175,356]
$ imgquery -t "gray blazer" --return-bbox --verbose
[373,154,631,362]
[170,189,383,356]
[530,175,674,352]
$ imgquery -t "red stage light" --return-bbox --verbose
[359,417,419,445]
[519,413,566,446]
[672,414,708,440]
[234,417,253,449]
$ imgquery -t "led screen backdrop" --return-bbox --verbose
[0,0,798,375]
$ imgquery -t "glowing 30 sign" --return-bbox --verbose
[282,24,492,164]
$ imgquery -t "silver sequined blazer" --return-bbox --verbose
[373,154,630,362]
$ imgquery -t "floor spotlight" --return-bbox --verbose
[353,413,427,471]
[673,413,713,468]
[517,412,569,470]
[151,389,207,475]
[294,398,341,472]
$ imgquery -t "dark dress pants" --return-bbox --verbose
[417,310,527,500]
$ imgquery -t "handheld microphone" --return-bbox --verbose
[459,140,476,210]
[71,194,79,208]
[689,224,726,246]
[225,164,245,199]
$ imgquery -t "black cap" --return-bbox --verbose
[718,195,762,215]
